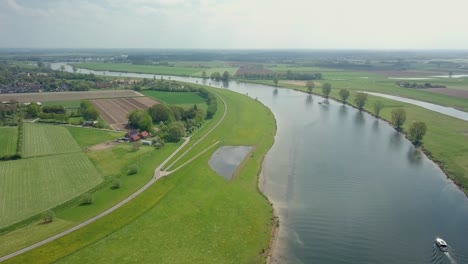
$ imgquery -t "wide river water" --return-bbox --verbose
[53,63,468,264]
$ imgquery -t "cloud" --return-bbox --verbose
[0,0,468,48]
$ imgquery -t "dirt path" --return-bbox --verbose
[0,90,228,262]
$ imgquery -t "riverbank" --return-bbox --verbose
[243,79,468,196]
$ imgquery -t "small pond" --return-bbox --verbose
[208,146,252,180]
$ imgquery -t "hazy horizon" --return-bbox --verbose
[1,0,468,49]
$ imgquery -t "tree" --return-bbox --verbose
[81,193,94,205]
[72,66,78,73]
[222,71,230,81]
[339,88,350,103]
[306,80,315,93]
[354,92,368,110]
[391,108,406,130]
[128,109,153,132]
[41,210,55,223]
[60,65,65,72]
[165,122,185,142]
[26,102,41,118]
[112,178,121,189]
[273,77,278,87]
[373,101,384,117]
[322,83,331,98]
[128,164,138,175]
[408,121,427,144]
[201,71,207,79]
[147,104,175,123]
[449,71,453,78]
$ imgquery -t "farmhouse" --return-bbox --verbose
[140,131,149,138]
[130,134,140,142]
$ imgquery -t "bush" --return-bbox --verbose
[128,164,138,175]
[112,178,121,189]
[41,210,55,224]
[81,193,94,205]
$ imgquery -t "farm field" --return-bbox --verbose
[41,100,81,109]
[8,87,277,264]
[22,123,81,158]
[0,127,17,157]
[142,90,205,105]
[90,97,158,130]
[0,152,102,228]
[0,90,142,103]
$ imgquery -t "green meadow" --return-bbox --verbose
[6,87,276,264]
[0,127,18,157]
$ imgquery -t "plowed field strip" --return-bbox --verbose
[90,97,158,129]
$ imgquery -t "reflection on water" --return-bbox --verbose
[407,146,424,166]
[353,111,365,126]
[305,94,313,107]
[273,88,278,97]
[372,119,380,133]
[208,146,252,180]
[389,130,404,151]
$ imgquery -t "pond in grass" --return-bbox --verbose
[208,146,252,180]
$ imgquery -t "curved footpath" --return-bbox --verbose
[0,91,228,262]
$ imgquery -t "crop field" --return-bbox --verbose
[0,127,17,157]
[0,152,102,228]
[90,97,158,130]
[142,90,205,105]
[41,100,81,109]
[22,123,81,158]
[0,90,142,103]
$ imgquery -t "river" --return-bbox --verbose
[52,63,468,264]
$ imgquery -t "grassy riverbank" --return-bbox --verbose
[248,79,468,194]
[5,87,276,264]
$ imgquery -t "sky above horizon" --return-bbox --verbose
[1,0,468,49]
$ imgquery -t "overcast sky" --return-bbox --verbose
[1,0,468,49]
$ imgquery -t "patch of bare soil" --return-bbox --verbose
[425,88,468,99]
[87,141,119,151]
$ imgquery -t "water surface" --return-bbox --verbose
[208,146,252,180]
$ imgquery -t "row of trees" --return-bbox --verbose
[209,71,230,81]
[304,81,428,145]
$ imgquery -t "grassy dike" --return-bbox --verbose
[248,79,468,194]
[6,88,277,264]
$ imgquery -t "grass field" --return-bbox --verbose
[76,63,206,76]
[65,126,121,148]
[41,100,81,109]
[0,127,17,157]
[22,123,81,158]
[0,152,102,228]
[142,90,206,109]
[7,87,277,264]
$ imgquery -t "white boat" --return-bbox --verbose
[435,237,448,252]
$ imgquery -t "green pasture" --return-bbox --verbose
[22,123,81,157]
[0,152,102,228]
[0,127,17,157]
[65,126,121,148]
[8,87,276,264]
[142,90,206,105]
